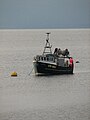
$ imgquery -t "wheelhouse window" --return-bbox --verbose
[44,57,46,61]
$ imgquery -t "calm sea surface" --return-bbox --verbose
[0,29,90,120]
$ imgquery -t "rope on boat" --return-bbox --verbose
[28,67,34,75]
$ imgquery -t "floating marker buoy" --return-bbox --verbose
[11,71,17,77]
[76,61,80,63]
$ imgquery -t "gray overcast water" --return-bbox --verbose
[0,29,90,120]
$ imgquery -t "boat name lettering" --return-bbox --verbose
[48,65,56,68]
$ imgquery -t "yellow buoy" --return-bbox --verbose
[11,71,17,77]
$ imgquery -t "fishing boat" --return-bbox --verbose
[33,33,74,75]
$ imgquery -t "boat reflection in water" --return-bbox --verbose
[33,33,74,75]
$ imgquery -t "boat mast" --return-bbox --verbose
[43,33,52,55]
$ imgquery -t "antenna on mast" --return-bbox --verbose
[46,32,50,42]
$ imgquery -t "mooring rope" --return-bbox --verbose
[28,67,34,76]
